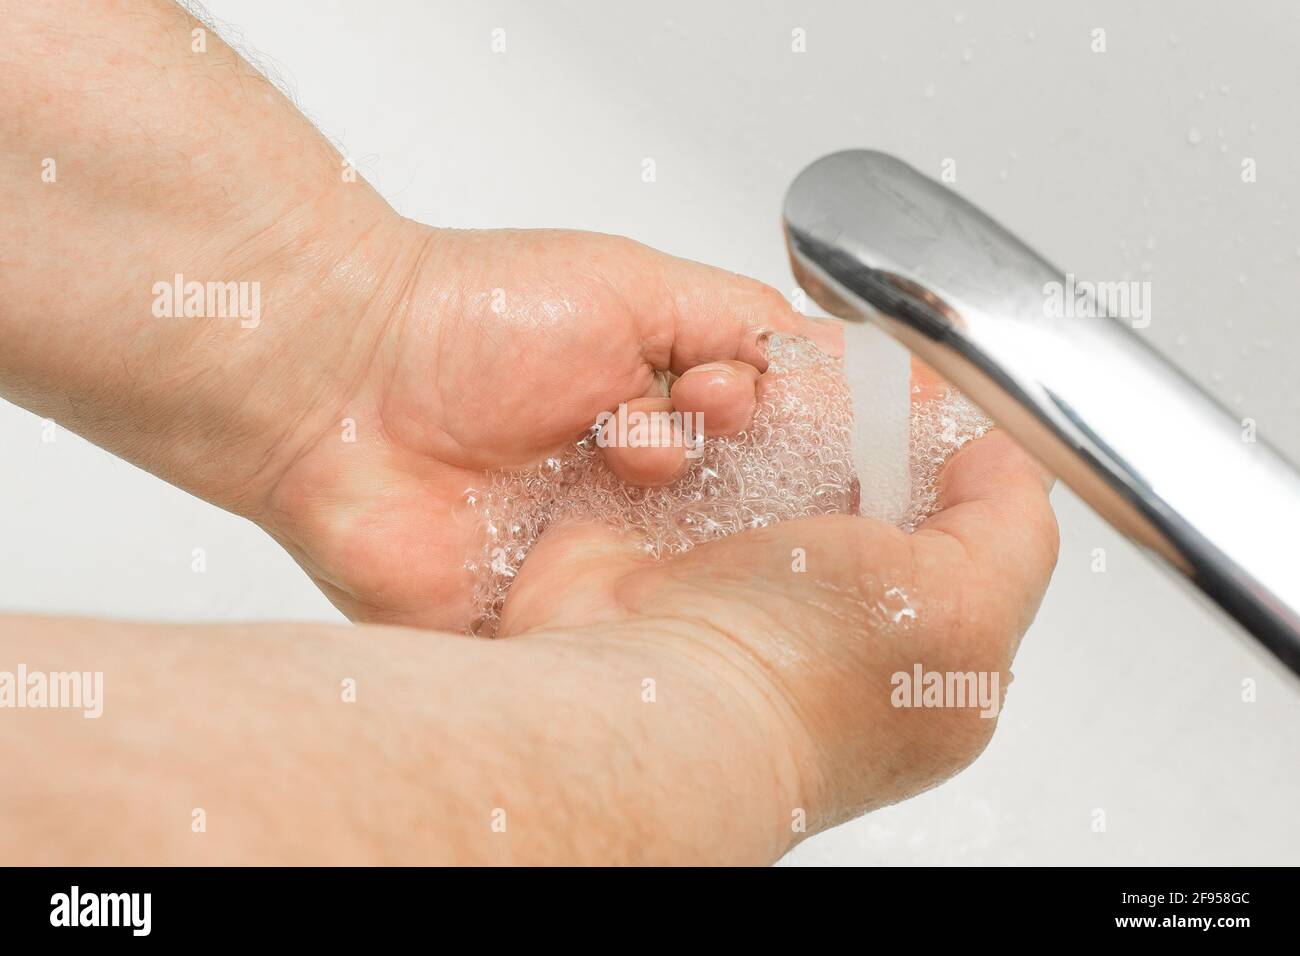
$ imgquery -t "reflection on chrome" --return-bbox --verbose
[785,150,1300,678]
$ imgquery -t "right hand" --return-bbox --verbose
[495,406,1060,846]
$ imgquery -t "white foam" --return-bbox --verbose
[901,384,993,532]
[463,334,990,636]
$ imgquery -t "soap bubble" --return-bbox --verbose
[900,386,991,532]
[465,335,990,636]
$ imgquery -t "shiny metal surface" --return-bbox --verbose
[784,149,1300,677]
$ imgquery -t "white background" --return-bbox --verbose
[3,0,1298,864]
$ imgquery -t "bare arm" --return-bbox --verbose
[0,0,832,629]
[0,0,412,514]
[0,428,1057,865]
[0,1,1058,863]
[0,614,798,865]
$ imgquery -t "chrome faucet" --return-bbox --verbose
[784,150,1300,678]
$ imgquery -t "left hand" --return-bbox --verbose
[259,221,840,629]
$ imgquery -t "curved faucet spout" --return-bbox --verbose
[784,149,1300,678]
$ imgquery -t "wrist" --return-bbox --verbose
[636,620,827,862]
[148,198,427,520]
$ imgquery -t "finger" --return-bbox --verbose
[499,521,653,637]
[910,356,1055,490]
[631,246,844,374]
[668,360,760,437]
[598,397,688,487]
[915,429,1059,643]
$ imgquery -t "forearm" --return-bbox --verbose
[0,0,415,515]
[0,614,799,864]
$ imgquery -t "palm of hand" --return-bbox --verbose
[264,226,810,628]
[496,427,1057,828]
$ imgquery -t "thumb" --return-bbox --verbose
[916,430,1060,645]
[497,520,655,637]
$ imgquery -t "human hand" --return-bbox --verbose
[0,0,1057,865]
[0,410,1056,865]
[0,389,1058,865]
[0,0,835,631]
[259,222,839,628]
[490,408,1059,845]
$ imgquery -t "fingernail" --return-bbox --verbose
[741,330,772,371]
